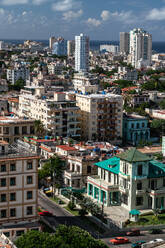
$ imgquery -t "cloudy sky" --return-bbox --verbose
[0,0,165,40]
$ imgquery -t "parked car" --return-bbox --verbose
[148,239,164,244]
[38,211,53,216]
[126,229,140,236]
[109,237,129,245]
[142,239,164,248]
[149,228,163,234]
[131,240,146,248]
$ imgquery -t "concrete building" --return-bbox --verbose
[87,148,165,211]
[127,93,150,108]
[120,32,129,54]
[52,38,67,56]
[100,44,119,54]
[0,140,39,228]
[7,66,30,85]
[19,87,80,138]
[73,72,99,93]
[75,33,89,72]
[64,153,98,189]
[0,116,35,144]
[67,40,75,57]
[129,28,152,68]
[76,92,123,142]
[118,67,138,81]
[123,114,150,145]
[49,37,56,50]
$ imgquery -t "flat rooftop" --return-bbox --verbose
[0,116,35,124]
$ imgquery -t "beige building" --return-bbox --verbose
[0,140,39,226]
[0,116,35,144]
[76,93,123,142]
[19,86,80,138]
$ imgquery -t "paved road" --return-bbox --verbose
[38,191,98,238]
[103,232,165,248]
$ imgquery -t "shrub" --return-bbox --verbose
[67,201,75,210]
[79,209,87,216]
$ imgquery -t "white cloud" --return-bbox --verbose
[1,0,28,5]
[0,8,5,15]
[86,17,101,27]
[146,7,165,20]
[22,11,27,15]
[52,0,81,12]
[101,10,110,21]
[63,9,83,21]
[32,0,48,5]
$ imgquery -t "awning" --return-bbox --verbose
[129,209,140,215]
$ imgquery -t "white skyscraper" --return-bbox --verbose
[129,28,152,68]
[75,33,89,72]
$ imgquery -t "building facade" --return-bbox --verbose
[52,38,67,56]
[87,148,165,211]
[67,40,75,57]
[120,32,129,54]
[76,92,123,142]
[7,66,30,85]
[75,33,89,72]
[123,114,150,145]
[73,72,99,93]
[129,28,152,68]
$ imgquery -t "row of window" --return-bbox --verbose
[0,162,33,173]
[0,206,33,218]
[0,176,33,187]
[0,191,33,202]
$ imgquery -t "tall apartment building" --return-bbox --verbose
[0,116,35,144]
[129,28,152,68]
[76,93,123,142]
[0,140,39,228]
[120,32,129,54]
[52,37,67,56]
[75,33,89,72]
[7,66,30,85]
[19,86,80,138]
[67,40,75,56]
[49,36,56,50]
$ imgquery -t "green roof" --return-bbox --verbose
[95,157,120,174]
[116,148,151,163]
[129,209,140,215]
[148,160,165,178]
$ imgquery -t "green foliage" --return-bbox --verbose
[113,79,134,89]
[160,99,165,109]
[34,120,45,137]
[67,201,76,210]
[154,153,163,161]
[141,77,165,92]
[15,226,108,248]
[9,79,25,91]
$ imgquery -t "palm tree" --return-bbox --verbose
[34,120,45,137]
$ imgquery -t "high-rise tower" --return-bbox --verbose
[75,33,89,72]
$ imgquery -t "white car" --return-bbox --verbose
[142,239,164,248]
[149,239,164,244]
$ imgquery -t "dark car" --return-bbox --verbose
[38,211,53,216]
[126,229,140,236]
[131,240,146,248]
[149,228,163,234]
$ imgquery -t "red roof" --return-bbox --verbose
[30,138,56,143]
[56,145,77,151]
[122,86,138,92]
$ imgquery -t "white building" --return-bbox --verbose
[100,45,119,54]
[7,66,30,85]
[129,28,152,68]
[73,72,99,93]
[75,33,89,72]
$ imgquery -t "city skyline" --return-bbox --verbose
[0,0,164,40]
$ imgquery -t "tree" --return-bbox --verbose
[34,120,45,137]
[160,99,165,110]
[15,226,108,248]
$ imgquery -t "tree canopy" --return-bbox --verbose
[15,226,108,248]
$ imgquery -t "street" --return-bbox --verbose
[103,232,165,248]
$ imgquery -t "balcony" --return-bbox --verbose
[136,189,146,195]
[119,171,130,180]
[119,186,129,194]
[150,187,165,195]
[64,170,82,179]
[87,175,119,191]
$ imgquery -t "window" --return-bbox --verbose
[163,179,165,187]
[87,166,91,174]
[10,177,16,186]
[0,194,6,202]
[10,208,16,217]
[136,197,143,206]
[142,122,145,127]
[122,194,128,205]
[0,178,6,187]
[108,172,111,183]
[16,230,24,237]
[27,176,33,184]
[27,162,33,170]
[10,193,16,201]
[10,163,16,171]
[137,182,142,190]
[27,206,33,215]
[1,164,6,172]
[137,123,140,128]
[131,123,134,128]
[137,164,142,176]
[1,209,6,218]
[27,191,33,200]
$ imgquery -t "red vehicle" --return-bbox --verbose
[126,229,140,236]
[109,237,129,245]
[38,211,53,216]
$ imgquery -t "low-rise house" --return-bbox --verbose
[87,148,165,211]
[123,114,150,145]
[55,145,78,157]
[127,93,149,108]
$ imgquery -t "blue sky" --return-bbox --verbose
[0,0,165,40]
